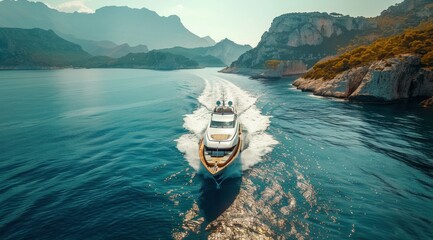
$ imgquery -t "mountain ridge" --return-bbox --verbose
[0,27,200,70]
[0,27,90,68]
[0,0,215,49]
[157,38,252,67]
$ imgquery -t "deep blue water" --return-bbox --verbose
[0,68,432,239]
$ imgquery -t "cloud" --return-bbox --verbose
[57,1,94,13]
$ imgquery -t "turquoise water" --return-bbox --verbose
[0,68,432,239]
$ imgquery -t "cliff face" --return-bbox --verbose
[264,13,374,48]
[231,12,375,70]
[293,55,433,102]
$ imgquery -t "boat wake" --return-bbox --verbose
[172,73,318,239]
[175,74,277,177]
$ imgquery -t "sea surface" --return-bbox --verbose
[0,68,432,239]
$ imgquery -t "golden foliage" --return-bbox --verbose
[265,60,281,70]
[304,22,433,80]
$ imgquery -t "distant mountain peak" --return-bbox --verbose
[167,15,181,21]
[201,36,216,45]
[0,0,215,49]
[216,38,252,48]
[95,5,158,16]
[219,38,233,43]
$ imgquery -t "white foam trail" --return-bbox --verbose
[176,74,277,173]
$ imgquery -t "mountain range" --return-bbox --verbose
[0,0,214,49]
[158,39,252,66]
[0,27,253,70]
[0,27,90,68]
[59,34,149,58]
[0,27,201,70]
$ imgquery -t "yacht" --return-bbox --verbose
[199,99,242,176]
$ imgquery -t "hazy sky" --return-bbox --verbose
[35,0,403,47]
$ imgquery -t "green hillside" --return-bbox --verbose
[0,28,200,70]
[90,51,199,70]
[157,47,224,67]
[0,27,91,68]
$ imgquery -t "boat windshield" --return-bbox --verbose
[210,120,235,128]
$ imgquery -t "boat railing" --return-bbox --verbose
[213,106,235,114]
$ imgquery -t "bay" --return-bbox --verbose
[0,68,432,239]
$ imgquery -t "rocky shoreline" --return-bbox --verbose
[421,96,433,107]
[293,54,433,103]
[220,60,308,79]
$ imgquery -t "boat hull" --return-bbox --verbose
[199,126,242,176]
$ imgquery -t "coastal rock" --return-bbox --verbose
[421,96,433,107]
[349,55,421,101]
[219,67,264,76]
[223,60,308,79]
[293,66,369,98]
[294,55,433,102]
[282,60,308,76]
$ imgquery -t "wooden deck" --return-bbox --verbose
[199,126,242,175]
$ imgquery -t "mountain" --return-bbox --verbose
[226,0,433,76]
[87,51,199,70]
[158,39,252,67]
[0,27,91,68]
[202,36,217,46]
[59,34,149,58]
[205,39,252,65]
[157,47,225,67]
[293,21,433,102]
[228,12,375,71]
[0,27,200,70]
[0,0,214,49]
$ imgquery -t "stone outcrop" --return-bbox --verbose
[220,60,307,79]
[421,96,433,107]
[293,55,433,102]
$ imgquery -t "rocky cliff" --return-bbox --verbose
[229,12,375,71]
[293,55,433,102]
[226,0,433,77]
[293,18,433,103]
